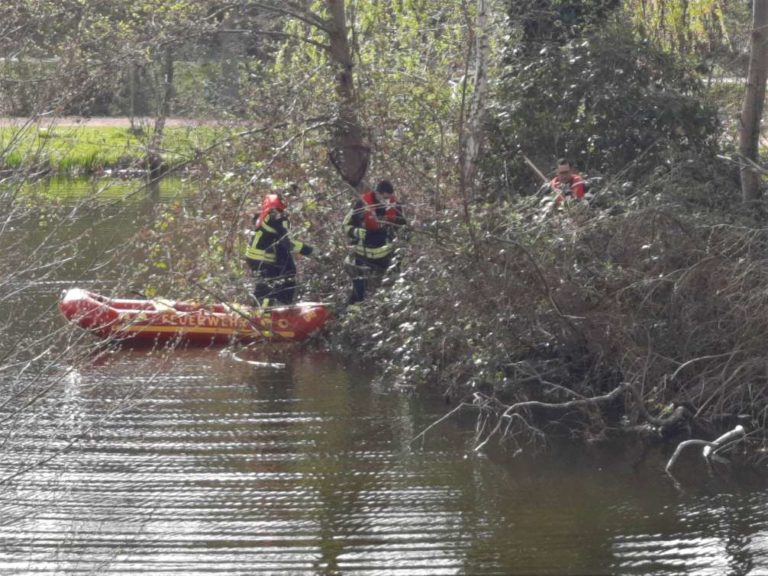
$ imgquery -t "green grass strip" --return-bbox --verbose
[0,124,233,175]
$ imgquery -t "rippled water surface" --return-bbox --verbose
[1,187,767,575]
[1,345,766,575]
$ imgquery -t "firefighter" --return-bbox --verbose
[549,158,586,206]
[245,192,313,307]
[343,179,407,304]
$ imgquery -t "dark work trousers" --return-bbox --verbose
[249,261,297,307]
[347,254,392,304]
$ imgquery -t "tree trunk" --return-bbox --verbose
[739,0,768,203]
[128,62,137,131]
[459,0,490,202]
[218,13,244,113]
[148,47,175,181]
[326,0,369,191]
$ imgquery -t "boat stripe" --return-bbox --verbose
[117,325,264,336]
[116,325,296,338]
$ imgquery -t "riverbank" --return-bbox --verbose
[6,119,766,472]
[0,117,237,176]
[324,153,768,470]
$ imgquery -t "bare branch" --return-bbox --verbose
[245,1,331,33]
[411,401,477,446]
[665,425,746,473]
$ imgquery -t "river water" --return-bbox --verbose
[0,181,766,575]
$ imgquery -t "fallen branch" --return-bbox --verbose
[499,382,629,418]
[702,425,747,459]
[665,424,746,473]
[410,401,476,446]
[474,383,630,452]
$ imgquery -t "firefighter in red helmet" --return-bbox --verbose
[245,192,313,307]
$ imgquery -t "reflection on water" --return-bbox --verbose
[25,176,186,202]
[0,346,766,575]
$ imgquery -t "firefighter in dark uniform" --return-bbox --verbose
[245,193,313,307]
[343,179,407,304]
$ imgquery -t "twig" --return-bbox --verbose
[223,349,286,369]
[624,381,689,430]
[718,152,768,175]
[501,382,629,418]
[410,401,476,446]
[664,439,711,474]
[670,352,737,381]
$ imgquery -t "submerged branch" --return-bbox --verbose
[665,425,746,473]
[410,401,477,446]
[473,383,630,452]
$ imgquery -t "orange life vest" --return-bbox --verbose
[361,190,399,229]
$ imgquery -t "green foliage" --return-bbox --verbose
[330,156,768,451]
[623,0,748,61]
[0,0,227,117]
[509,0,620,47]
[268,0,480,194]
[486,15,720,195]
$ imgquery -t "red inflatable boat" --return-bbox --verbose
[58,288,332,346]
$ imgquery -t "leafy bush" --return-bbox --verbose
[485,14,720,197]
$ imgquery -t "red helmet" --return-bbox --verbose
[255,194,286,227]
[262,193,286,213]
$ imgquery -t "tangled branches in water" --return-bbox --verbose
[354,192,768,466]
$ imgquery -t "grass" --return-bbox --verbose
[21,175,190,203]
[0,124,233,175]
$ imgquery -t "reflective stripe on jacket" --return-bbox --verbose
[245,219,311,266]
[343,191,405,260]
